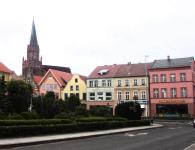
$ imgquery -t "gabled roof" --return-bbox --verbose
[42,65,71,73]
[150,57,194,69]
[33,75,42,85]
[39,69,72,87]
[0,62,12,74]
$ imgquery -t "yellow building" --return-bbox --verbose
[62,74,87,102]
[0,62,12,81]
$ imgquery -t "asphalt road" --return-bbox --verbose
[4,121,195,150]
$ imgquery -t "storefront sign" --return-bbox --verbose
[158,99,186,104]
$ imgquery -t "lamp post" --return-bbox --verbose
[144,55,149,117]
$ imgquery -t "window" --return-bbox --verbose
[170,74,176,82]
[89,81,93,87]
[64,93,68,100]
[76,93,79,98]
[117,91,122,100]
[134,79,138,86]
[107,80,112,87]
[181,87,187,97]
[125,91,130,100]
[141,79,145,85]
[117,80,122,87]
[141,91,146,100]
[161,74,166,82]
[153,75,158,83]
[89,92,95,100]
[106,92,112,100]
[153,88,159,98]
[102,80,106,87]
[94,80,98,87]
[125,80,129,86]
[180,73,186,81]
[75,78,78,83]
[83,93,86,100]
[45,84,57,91]
[97,92,103,100]
[76,85,79,91]
[70,86,73,91]
[161,88,167,98]
[133,90,138,100]
[171,88,177,98]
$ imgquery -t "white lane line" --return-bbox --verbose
[168,127,182,130]
[125,132,148,137]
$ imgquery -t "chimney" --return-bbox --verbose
[167,56,170,62]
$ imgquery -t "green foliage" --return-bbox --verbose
[54,112,70,119]
[75,105,89,117]
[89,106,112,117]
[76,117,107,122]
[0,76,9,113]
[115,102,142,120]
[20,112,40,120]
[7,80,32,113]
[0,119,73,126]
[7,114,24,120]
[0,120,150,138]
[65,94,81,112]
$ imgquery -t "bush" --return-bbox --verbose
[89,106,112,117]
[7,114,24,120]
[75,106,89,117]
[115,102,142,120]
[0,120,150,138]
[76,117,107,122]
[20,112,40,120]
[0,119,73,126]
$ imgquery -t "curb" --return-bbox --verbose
[0,124,163,149]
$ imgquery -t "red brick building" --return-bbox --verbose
[149,56,195,118]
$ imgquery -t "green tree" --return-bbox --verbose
[0,76,8,113]
[115,102,142,120]
[89,106,112,117]
[65,94,81,112]
[7,80,32,113]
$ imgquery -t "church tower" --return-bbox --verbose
[22,19,42,82]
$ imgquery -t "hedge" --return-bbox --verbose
[0,120,150,138]
[0,119,73,126]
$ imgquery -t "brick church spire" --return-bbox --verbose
[30,19,38,46]
[22,19,42,82]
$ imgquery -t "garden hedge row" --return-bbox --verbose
[0,120,150,138]
[0,119,73,126]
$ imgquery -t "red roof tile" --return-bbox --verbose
[50,69,72,86]
[33,75,43,85]
[88,63,150,78]
[0,62,11,74]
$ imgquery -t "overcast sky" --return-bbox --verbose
[0,0,195,76]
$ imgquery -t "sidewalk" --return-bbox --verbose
[0,123,163,148]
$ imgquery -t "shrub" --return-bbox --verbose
[115,102,142,120]
[7,114,24,120]
[54,112,69,119]
[76,117,107,122]
[75,106,89,117]
[89,106,112,117]
[20,112,40,120]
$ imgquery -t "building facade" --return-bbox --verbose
[86,63,150,116]
[39,69,72,99]
[149,56,195,117]
[0,62,12,81]
[62,74,87,103]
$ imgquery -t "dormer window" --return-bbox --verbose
[98,69,109,75]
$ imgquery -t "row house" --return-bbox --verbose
[86,63,149,116]
[149,56,195,117]
[61,74,87,103]
[39,69,72,99]
[0,62,12,81]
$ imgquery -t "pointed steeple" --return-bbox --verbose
[30,18,38,46]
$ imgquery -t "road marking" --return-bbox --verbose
[125,132,148,137]
[168,127,182,130]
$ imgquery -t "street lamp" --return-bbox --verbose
[144,55,149,117]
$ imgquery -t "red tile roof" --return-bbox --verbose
[33,75,43,85]
[88,64,122,79]
[50,69,72,86]
[0,62,11,74]
[88,63,150,78]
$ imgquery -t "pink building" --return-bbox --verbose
[39,69,72,99]
[149,56,195,118]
